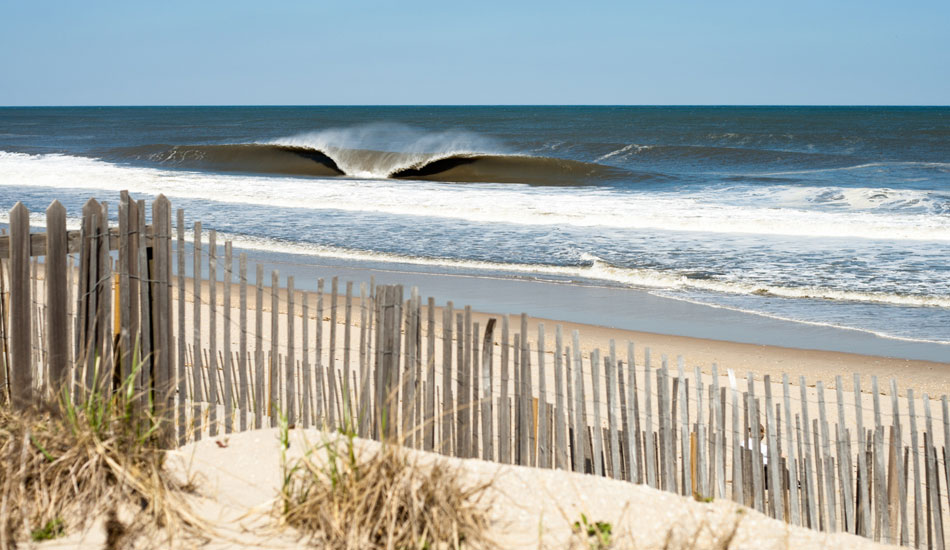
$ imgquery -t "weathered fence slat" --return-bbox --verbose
[208,231,218,437]
[269,270,279,428]
[441,302,454,455]
[285,276,295,426]
[783,374,801,526]
[678,358,691,496]
[537,324,548,468]
[834,376,854,533]
[500,316,511,464]
[817,381,837,532]
[572,331,586,474]
[9,203,32,408]
[328,277,338,429]
[646,350,657,488]
[481,318,495,462]
[764,375,783,520]
[554,325,567,470]
[425,297,436,451]
[254,264,264,430]
[591,350,605,477]
[343,281,352,426]
[872,377,887,542]
[358,284,369,437]
[315,279,324,426]
[853,374,870,536]
[607,343,621,480]
[176,208,186,443]
[749,374,764,513]
[239,253,248,432]
[302,290,311,430]
[135,201,151,417]
[459,308,471,458]
[908,388,924,548]
[45,201,68,392]
[223,241,233,434]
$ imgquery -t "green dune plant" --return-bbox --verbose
[0,353,204,549]
[276,399,496,550]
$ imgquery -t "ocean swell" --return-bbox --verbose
[105,142,634,185]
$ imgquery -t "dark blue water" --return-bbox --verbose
[1,106,948,346]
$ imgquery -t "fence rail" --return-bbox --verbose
[0,192,946,548]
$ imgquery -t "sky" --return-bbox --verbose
[0,0,947,105]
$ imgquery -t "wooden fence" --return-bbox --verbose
[0,192,947,549]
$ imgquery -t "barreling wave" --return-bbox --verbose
[104,143,637,186]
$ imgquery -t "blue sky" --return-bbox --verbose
[1,0,947,105]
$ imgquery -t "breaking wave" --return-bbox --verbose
[104,124,642,186]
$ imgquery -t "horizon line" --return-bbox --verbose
[1,104,948,108]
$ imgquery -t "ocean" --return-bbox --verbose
[0,106,947,351]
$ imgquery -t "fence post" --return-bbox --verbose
[376,285,397,439]
[46,201,68,393]
[151,195,173,444]
[97,201,113,394]
[481,318,496,462]
[9,202,32,409]
[117,193,132,384]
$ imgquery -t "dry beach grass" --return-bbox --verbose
[276,420,495,550]
[0,371,205,550]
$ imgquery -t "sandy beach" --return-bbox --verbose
[40,427,898,550]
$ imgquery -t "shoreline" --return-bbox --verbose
[176,255,950,398]
[212,242,950,364]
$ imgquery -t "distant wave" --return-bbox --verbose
[105,143,639,186]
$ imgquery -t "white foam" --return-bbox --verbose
[265,123,506,178]
[756,161,950,177]
[652,291,950,346]
[156,232,950,310]
[594,144,652,162]
[1,151,948,242]
[1,199,946,313]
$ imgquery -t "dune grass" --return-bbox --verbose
[0,358,204,549]
[276,410,495,550]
